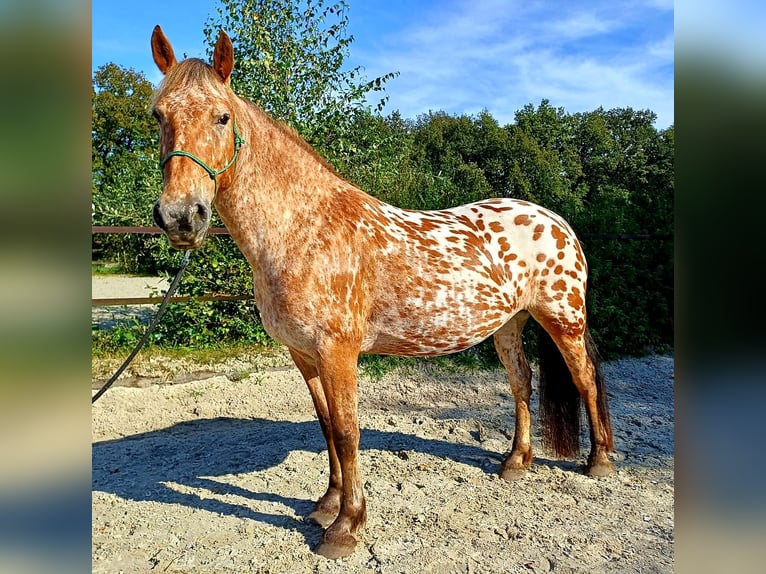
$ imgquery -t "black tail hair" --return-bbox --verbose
[538,325,581,457]
[538,326,614,457]
[586,329,614,451]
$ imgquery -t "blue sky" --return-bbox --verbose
[92,0,674,128]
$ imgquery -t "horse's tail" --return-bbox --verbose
[537,326,612,457]
[537,325,581,457]
[587,330,614,452]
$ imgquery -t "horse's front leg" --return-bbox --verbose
[288,348,342,527]
[314,342,366,559]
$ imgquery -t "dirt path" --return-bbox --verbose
[92,350,674,573]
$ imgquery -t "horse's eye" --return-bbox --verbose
[218,113,230,125]
[152,109,160,122]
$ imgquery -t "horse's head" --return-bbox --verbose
[150,25,241,249]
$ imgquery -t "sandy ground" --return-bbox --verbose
[92,334,674,573]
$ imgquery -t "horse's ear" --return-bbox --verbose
[213,30,234,85]
[151,25,177,74]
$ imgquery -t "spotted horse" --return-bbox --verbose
[150,26,614,560]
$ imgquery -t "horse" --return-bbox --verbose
[149,26,614,559]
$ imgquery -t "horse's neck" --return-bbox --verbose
[215,105,346,268]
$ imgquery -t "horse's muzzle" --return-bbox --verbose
[153,199,211,249]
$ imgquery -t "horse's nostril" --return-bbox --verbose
[195,201,210,222]
[153,200,167,231]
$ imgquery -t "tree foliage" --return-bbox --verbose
[91,64,169,270]
[204,0,397,162]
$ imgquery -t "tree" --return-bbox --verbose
[91,64,160,225]
[506,100,586,219]
[92,64,168,270]
[92,64,158,196]
[204,0,397,164]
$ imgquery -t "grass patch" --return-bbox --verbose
[92,332,273,364]
[92,262,130,275]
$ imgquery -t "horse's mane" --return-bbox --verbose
[153,58,344,180]
[248,98,343,179]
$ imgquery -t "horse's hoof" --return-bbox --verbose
[586,461,614,477]
[316,532,357,560]
[499,466,527,481]
[307,508,337,529]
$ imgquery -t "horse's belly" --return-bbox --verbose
[365,329,498,357]
[363,300,515,357]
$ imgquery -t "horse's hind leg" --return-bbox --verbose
[288,347,342,528]
[535,321,615,477]
[493,311,534,481]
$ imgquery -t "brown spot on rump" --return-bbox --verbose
[533,224,545,241]
[476,219,486,231]
[488,221,504,233]
[514,214,532,226]
[452,228,484,249]
[550,224,568,249]
[557,251,565,260]
[553,293,564,301]
[568,287,584,310]
[536,253,546,262]
[480,203,513,213]
[503,253,518,262]
[455,214,479,232]
[546,259,555,267]
[552,279,567,292]
[554,265,563,274]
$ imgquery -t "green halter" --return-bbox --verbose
[159,119,244,200]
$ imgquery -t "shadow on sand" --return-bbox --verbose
[93,417,514,549]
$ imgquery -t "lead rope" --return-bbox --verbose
[92,250,191,404]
